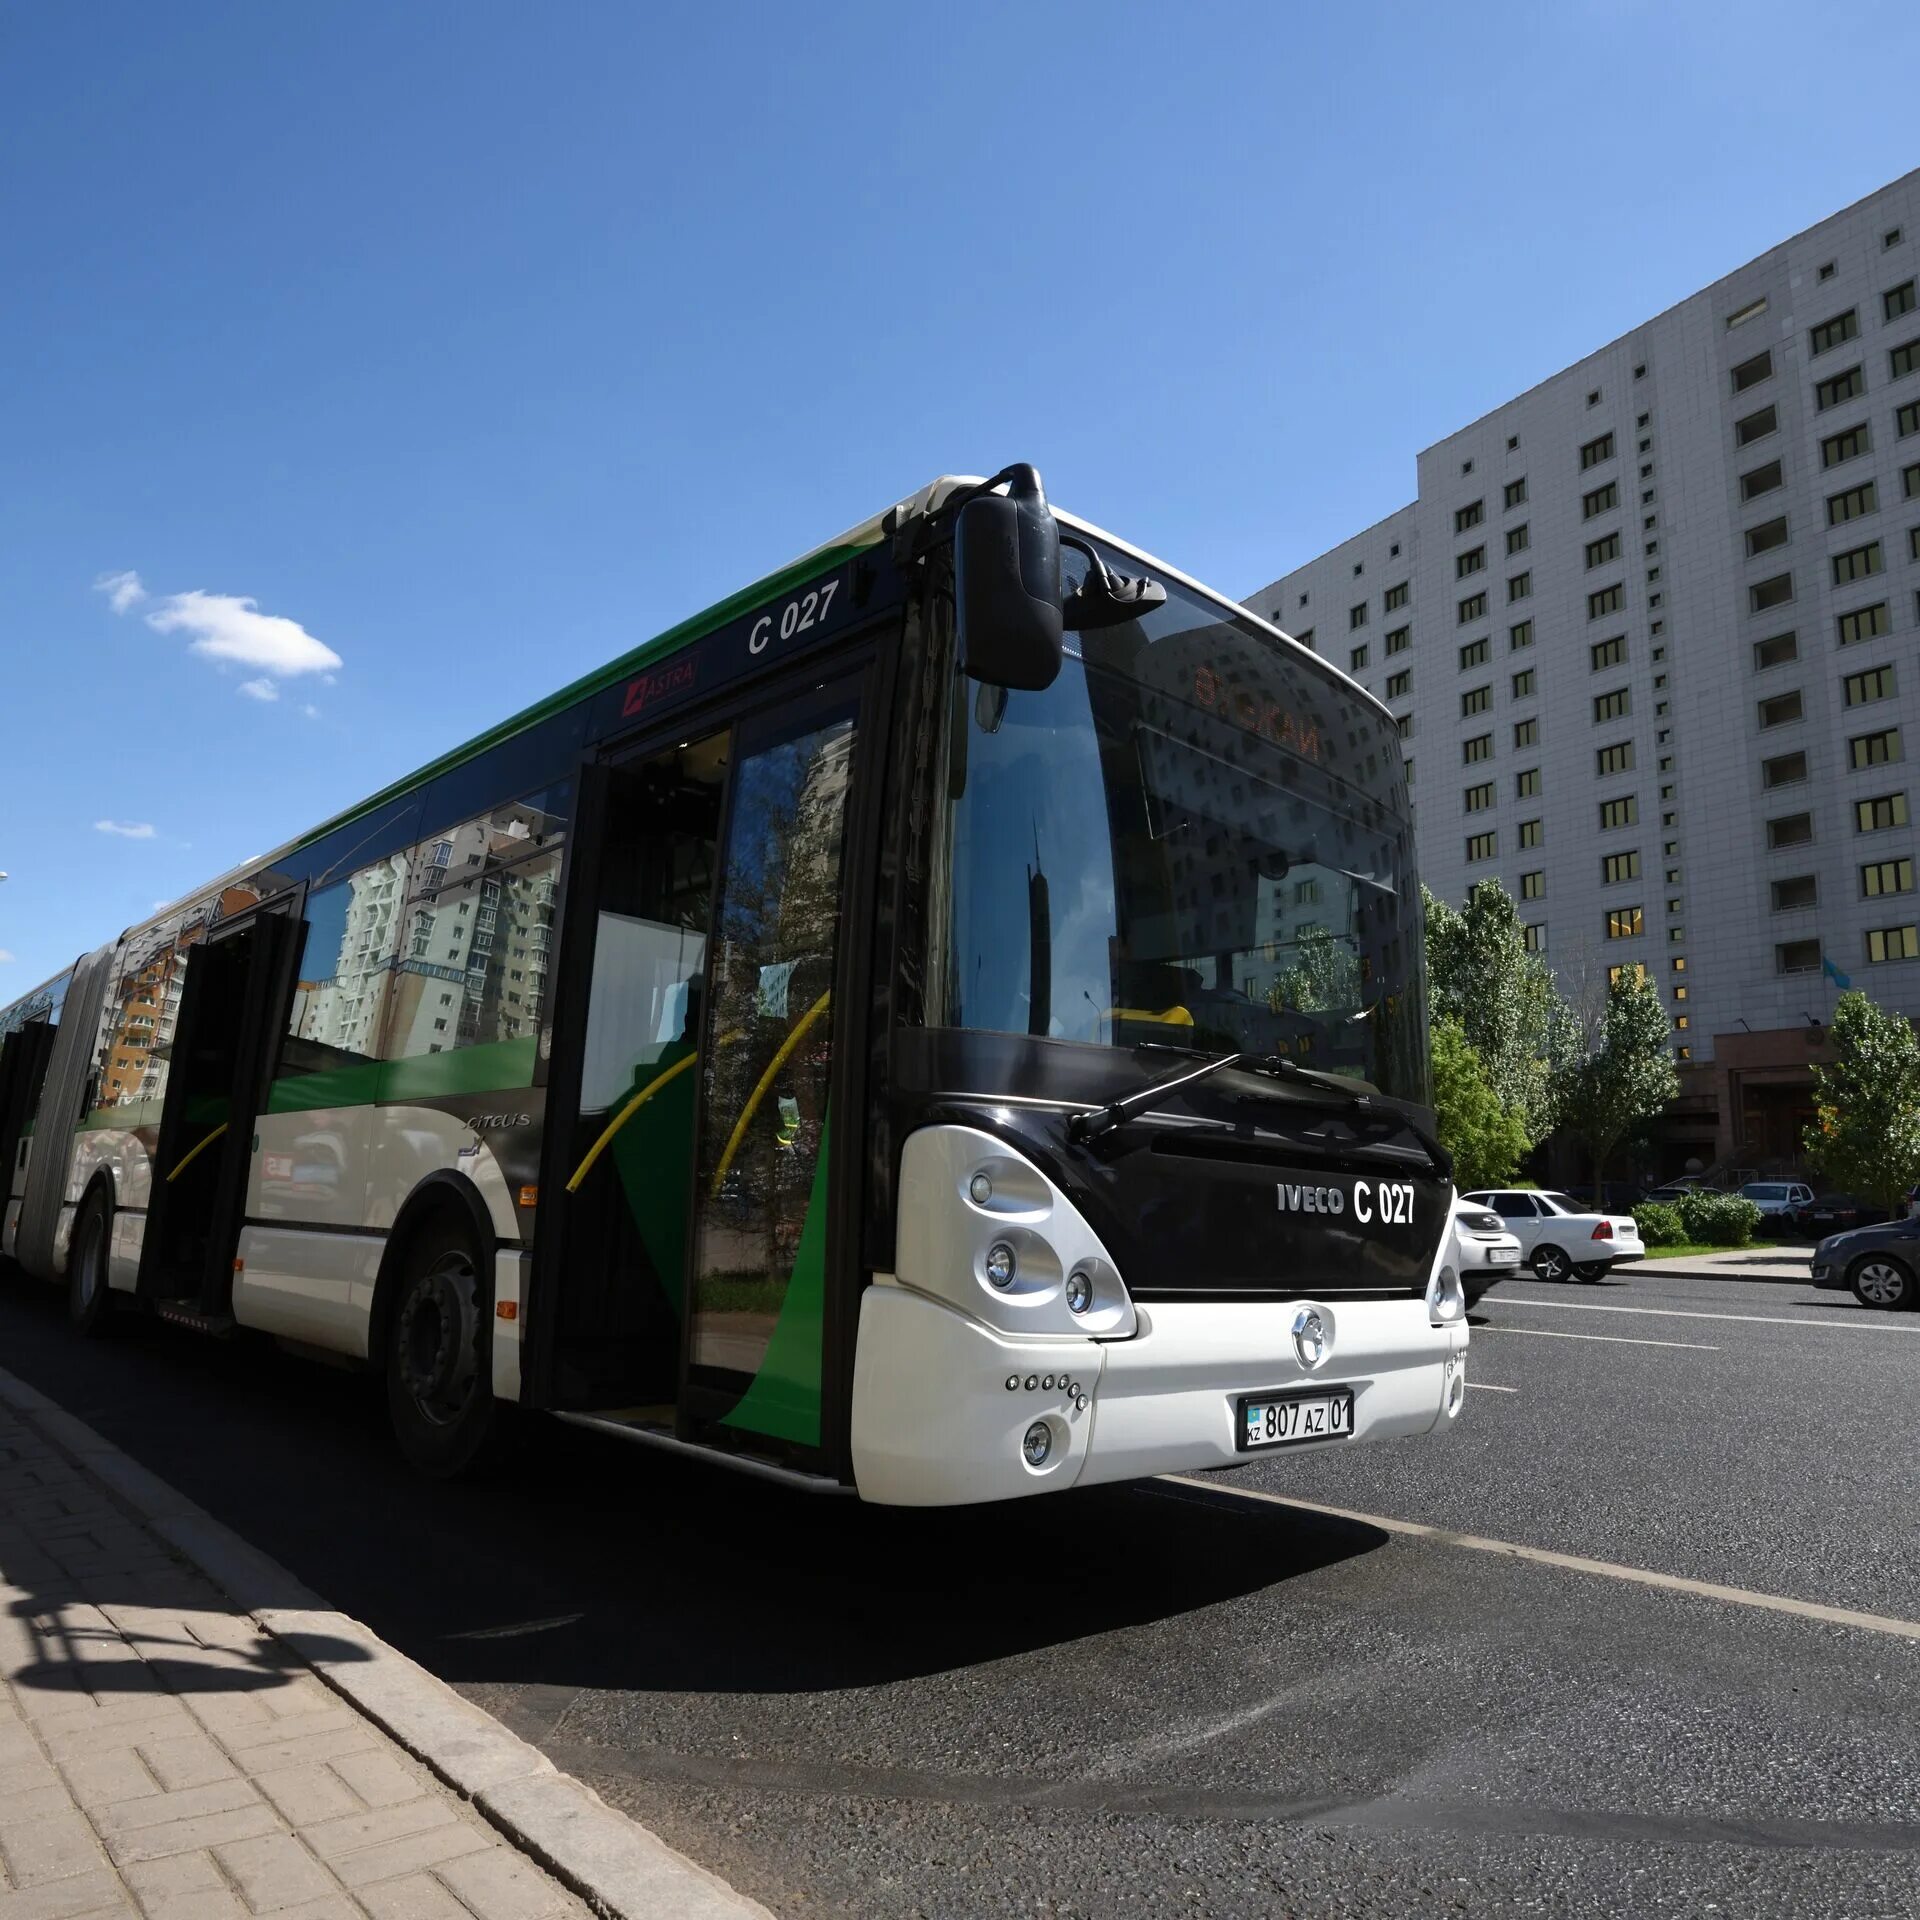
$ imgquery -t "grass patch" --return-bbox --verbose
[1634,1240,1783,1261]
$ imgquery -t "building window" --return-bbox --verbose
[1810,311,1859,356]
[1294,627,1314,651]
[1888,281,1918,322]
[1507,571,1531,602]
[1466,831,1497,862]
[1749,573,1794,612]
[1833,541,1884,585]
[1586,532,1622,568]
[1744,516,1790,556]
[1822,426,1874,475]
[1456,546,1486,578]
[1385,625,1410,656]
[1582,481,1619,519]
[1603,851,1641,885]
[1384,581,1409,612]
[1590,635,1626,670]
[1507,524,1530,555]
[1516,767,1541,798]
[1349,601,1369,629]
[1600,795,1639,830]
[1460,638,1490,670]
[1509,619,1533,651]
[1519,818,1544,848]
[1816,366,1865,411]
[1762,750,1808,788]
[1828,481,1879,525]
[1455,500,1484,533]
[1521,870,1545,899]
[1513,667,1536,698]
[1740,460,1784,502]
[1907,463,1920,500]
[1767,811,1813,848]
[1580,432,1615,470]
[1464,781,1495,812]
[1594,687,1631,722]
[1523,922,1547,952]
[1838,601,1891,646]
[1862,857,1916,898]
[1514,716,1539,748]
[1845,664,1896,707]
[1753,631,1798,670]
[1588,583,1624,619]
[1771,875,1819,911]
[1396,713,1413,738]
[1727,296,1768,328]
[1461,683,1491,716]
[1867,926,1920,963]
[1606,906,1644,940]
[1900,400,1920,438]
[1458,590,1487,624]
[1851,728,1903,769]
[1597,740,1635,776]
[1463,732,1493,764]
[1386,668,1411,698]
[1776,939,1821,974]
[1350,643,1369,671]
[1731,349,1773,392]
[1893,340,1920,381]
[1736,404,1778,446]
[1856,792,1909,833]
[1758,690,1804,728]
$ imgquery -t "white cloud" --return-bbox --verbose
[94,569,147,614]
[238,677,279,702]
[145,589,342,678]
[93,820,156,840]
[301,704,320,719]
[0,950,14,964]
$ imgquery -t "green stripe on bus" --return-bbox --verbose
[266,1035,539,1114]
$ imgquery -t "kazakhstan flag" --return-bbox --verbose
[1822,954,1852,991]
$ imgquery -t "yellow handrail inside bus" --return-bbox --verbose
[1101,1004,1195,1026]
[709,989,832,1197]
[565,1052,700,1194]
[166,1121,229,1184]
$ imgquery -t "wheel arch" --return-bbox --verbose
[368,1171,499,1371]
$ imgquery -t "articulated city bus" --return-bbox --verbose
[0,468,1468,1501]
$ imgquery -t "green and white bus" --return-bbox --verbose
[1,468,1469,1501]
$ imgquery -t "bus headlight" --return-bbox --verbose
[1022,1420,1053,1466]
[1065,1269,1093,1314]
[1427,1264,1465,1326]
[984,1242,1016,1289]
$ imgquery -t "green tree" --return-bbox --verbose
[1547,968,1678,1189]
[1423,881,1564,1144]
[1268,923,1360,1016]
[1805,990,1920,1208]
[1430,1016,1530,1191]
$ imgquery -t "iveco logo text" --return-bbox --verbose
[1278,1180,1417,1225]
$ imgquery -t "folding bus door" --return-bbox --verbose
[0,1018,59,1242]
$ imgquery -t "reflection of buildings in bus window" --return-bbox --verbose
[293,856,408,1060]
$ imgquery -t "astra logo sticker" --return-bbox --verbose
[622,657,699,717]
[1191,665,1321,762]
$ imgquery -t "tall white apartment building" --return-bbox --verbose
[1249,172,1920,1172]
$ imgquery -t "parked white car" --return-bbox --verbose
[1738,1180,1813,1221]
[1451,1201,1523,1306]
[1461,1188,1645,1283]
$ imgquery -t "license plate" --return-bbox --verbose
[1238,1388,1355,1451]
[1489,1245,1520,1263]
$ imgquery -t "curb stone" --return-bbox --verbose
[0,1362,775,1920]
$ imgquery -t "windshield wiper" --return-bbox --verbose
[1068,1046,1454,1184]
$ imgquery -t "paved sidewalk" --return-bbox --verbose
[0,1393,591,1920]
[1632,1246,1815,1283]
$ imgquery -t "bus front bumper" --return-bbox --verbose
[850,1281,1466,1507]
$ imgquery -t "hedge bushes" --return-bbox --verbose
[1631,1191,1764,1247]
[1633,1201,1685,1248]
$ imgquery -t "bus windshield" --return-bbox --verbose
[927,543,1426,1105]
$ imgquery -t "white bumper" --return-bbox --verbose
[850,1279,1466,1507]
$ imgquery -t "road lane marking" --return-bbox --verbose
[444,1613,584,1641]
[1491,1295,1920,1334]
[1465,1382,1519,1393]
[1475,1325,1717,1352]
[1159,1477,1920,1643]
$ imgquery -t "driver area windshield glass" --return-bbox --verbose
[924,540,1425,1103]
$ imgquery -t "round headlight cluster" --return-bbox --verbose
[968,1173,994,1205]
[1022,1420,1052,1466]
[1426,1264,1466,1324]
[984,1242,1016,1289]
[1065,1269,1094,1314]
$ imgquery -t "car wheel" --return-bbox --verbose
[1530,1243,1570,1283]
[1848,1254,1915,1311]
[1573,1261,1609,1283]
[384,1216,508,1476]
[67,1190,117,1337]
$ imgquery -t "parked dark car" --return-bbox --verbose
[1788,1192,1887,1239]
[1812,1216,1920,1309]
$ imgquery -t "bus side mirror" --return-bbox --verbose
[955,465,1064,692]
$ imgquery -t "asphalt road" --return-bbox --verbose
[2,1261,1917,1919]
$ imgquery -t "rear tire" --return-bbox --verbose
[1530,1243,1570,1283]
[1849,1254,1915,1311]
[383,1216,508,1477]
[67,1190,117,1337]
[1573,1261,1609,1283]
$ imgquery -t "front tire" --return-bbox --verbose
[1531,1243,1571,1283]
[384,1217,507,1476]
[1573,1261,1609,1283]
[1849,1254,1915,1311]
[68,1190,117,1337]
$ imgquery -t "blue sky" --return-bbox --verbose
[5,0,1919,991]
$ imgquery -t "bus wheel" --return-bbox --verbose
[384,1219,504,1476]
[68,1191,117,1337]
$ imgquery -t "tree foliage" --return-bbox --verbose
[1805,990,1920,1208]
[1547,969,1678,1186]
[1423,881,1563,1145]
[1429,1017,1530,1192]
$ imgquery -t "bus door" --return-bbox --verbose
[139,900,303,1318]
[0,1017,59,1224]
[534,675,866,1468]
